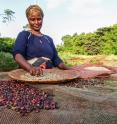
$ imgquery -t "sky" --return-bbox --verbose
[0,0,117,45]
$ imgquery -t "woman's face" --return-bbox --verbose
[28,10,43,31]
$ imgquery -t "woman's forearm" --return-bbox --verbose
[15,54,32,71]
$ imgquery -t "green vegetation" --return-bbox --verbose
[0,37,15,53]
[0,52,18,71]
[58,52,84,66]
[57,24,117,55]
[0,9,15,23]
[0,37,17,71]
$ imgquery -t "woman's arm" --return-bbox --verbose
[15,53,32,71]
[15,53,43,75]
[57,62,72,70]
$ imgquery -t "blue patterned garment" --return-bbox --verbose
[13,31,63,68]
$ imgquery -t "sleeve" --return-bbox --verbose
[49,37,63,67]
[12,31,28,58]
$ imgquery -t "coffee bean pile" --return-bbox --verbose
[62,78,105,88]
[0,80,56,116]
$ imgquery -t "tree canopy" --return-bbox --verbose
[57,24,117,55]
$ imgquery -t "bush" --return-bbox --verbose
[0,52,18,71]
[0,37,15,53]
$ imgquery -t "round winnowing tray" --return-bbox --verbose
[84,66,111,72]
[8,68,79,83]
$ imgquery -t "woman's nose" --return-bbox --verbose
[34,20,39,24]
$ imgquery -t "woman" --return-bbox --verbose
[13,4,72,76]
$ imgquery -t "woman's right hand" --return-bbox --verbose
[29,66,43,76]
[29,63,46,76]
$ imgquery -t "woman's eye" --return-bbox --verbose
[30,18,35,21]
[29,18,42,21]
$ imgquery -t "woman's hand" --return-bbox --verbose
[29,66,42,75]
[29,63,46,76]
[58,63,72,70]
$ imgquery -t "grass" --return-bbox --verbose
[59,52,117,67]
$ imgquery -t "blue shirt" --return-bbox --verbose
[13,31,63,68]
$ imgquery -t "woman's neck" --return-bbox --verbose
[29,30,43,36]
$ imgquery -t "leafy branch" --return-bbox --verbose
[0,9,15,23]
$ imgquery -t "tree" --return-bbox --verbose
[0,9,15,23]
[57,24,117,55]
